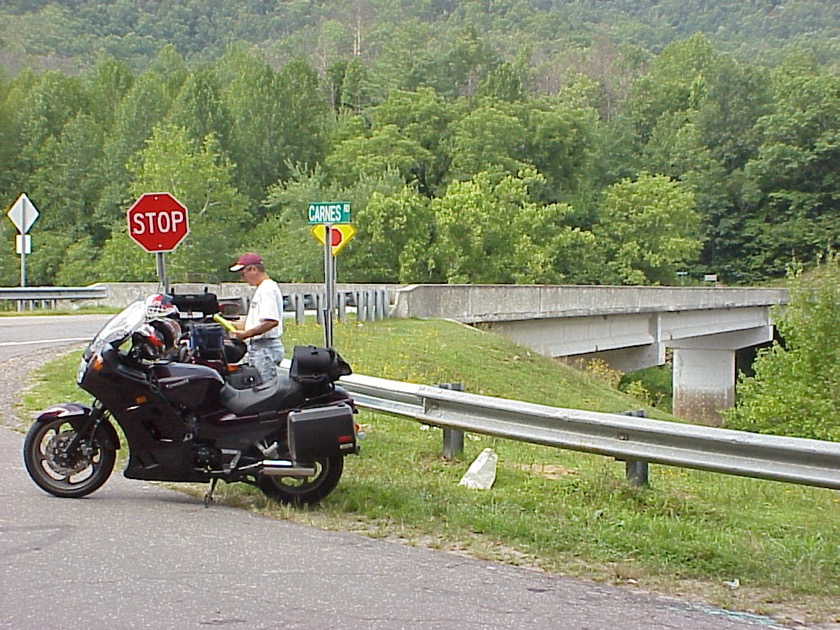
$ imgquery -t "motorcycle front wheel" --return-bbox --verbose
[257,455,344,505]
[23,418,116,498]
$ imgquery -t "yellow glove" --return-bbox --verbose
[213,313,237,333]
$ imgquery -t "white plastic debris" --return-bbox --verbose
[459,448,498,490]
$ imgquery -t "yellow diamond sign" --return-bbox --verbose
[310,223,356,255]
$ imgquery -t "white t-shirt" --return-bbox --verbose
[245,278,284,340]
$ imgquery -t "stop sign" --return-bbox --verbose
[127,192,189,252]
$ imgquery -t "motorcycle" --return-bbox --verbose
[23,297,359,505]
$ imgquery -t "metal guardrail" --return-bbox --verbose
[0,285,108,309]
[334,371,840,490]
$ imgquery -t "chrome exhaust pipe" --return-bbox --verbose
[260,460,316,477]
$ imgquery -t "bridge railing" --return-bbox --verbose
[0,285,109,311]
[322,368,840,491]
[0,284,392,322]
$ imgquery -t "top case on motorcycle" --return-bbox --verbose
[219,377,306,417]
[170,292,219,317]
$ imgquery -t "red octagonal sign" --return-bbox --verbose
[127,192,189,253]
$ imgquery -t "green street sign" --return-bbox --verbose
[308,202,351,224]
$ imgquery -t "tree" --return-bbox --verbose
[167,66,233,156]
[521,94,600,202]
[725,258,839,441]
[627,34,718,143]
[595,173,700,284]
[270,58,331,192]
[259,164,345,283]
[217,46,287,202]
[430,169,552,283]
[324,124,433,189]
[15,70,86,178]
[81,55,134,130]
[94,67,176,245]
[445,99,528,182]
[728,53,840,282]
[343,184,435,283]
[371,87,453,194]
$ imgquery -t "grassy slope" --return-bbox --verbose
[21,317,840,625]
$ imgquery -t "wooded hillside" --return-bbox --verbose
[0,1,837,286]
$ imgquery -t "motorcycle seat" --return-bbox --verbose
[219,376,306,416]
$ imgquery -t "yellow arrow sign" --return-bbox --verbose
[310,224,356,255]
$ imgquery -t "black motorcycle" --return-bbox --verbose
[23,298,358,505]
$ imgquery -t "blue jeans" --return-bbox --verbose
[248,338,285,384]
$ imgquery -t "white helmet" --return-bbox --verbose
[144,293,179,320]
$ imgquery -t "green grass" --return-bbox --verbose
[19,317,840,625]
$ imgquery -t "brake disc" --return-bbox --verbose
[45,430,91,475]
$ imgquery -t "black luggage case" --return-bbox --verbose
[287,404,357,461]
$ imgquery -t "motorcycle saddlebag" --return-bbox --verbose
[289,345,352,395]
[287,403,357,461]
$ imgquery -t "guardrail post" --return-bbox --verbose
[358,290,371,322]
[293,293,305,324]
[622,410,649,486]
[337,290,347,323]
[376,289,387,320]
[437,383,465,459]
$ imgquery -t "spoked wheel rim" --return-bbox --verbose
[24,418,116,498]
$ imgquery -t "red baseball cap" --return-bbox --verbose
[229,252,263,272]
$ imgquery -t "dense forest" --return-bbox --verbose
[0,0,837,286]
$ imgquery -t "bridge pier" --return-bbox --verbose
[670,327,773,424]
[672,348,735,425]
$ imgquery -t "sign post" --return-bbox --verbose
[308,202,352,348]
[7,193,40,287]
[127,192,190,293]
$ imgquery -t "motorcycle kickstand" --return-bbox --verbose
[204,478,218,508]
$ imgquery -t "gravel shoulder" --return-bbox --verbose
[0,344,83,432]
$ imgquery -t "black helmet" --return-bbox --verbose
[149,318,182,352]
[131,323,166,360]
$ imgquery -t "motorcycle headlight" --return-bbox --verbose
[76,355,88,384]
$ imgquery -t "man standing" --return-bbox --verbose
[229,252,285,383]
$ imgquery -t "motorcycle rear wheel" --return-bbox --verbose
[23,418,116,498]
[257,455,344,505]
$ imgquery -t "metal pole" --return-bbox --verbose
[156,252,169,294]
[19,201,27,288]
[323,225,334,348]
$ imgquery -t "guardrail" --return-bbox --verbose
[0,285,108,310]
[332,370,840,490]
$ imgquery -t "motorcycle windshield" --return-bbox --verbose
[88,301,146,354]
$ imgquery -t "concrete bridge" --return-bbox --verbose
[60,282,787,424]
[391,285,788,424]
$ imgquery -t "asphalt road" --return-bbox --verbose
[0,314,785,629]
[0,313,112,362]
